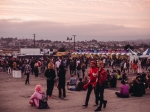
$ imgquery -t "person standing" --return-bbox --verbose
[130,61,134,73]
[38,59,42,74]
[69,60,74,75]
[95,61,107,111]
[8,59,12,74]
[81,62,86,78]
[120,61,124,72]
[132,61,137,74]
[137,59,142,73]
[58,64,66,98]
[123,61,127,71]
[82,61,98,107]
[103,58,106,68]
[55,59,61,75]
[44,62,56,98]
[34,61,39,77]
[85,58,88,69]
[24,61,32,85]
[77,63,81,78]
[111,59,114,69]
[30,59,35,75]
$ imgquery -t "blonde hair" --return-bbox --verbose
[48,62,54,69]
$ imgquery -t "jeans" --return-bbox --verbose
[25,73,30,84]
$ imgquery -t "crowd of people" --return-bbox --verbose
[0,55,150,111]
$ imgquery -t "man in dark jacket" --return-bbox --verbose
[58,64,66,98]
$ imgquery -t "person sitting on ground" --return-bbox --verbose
[116,69,121,80]
[82,76,89,85]
[121,70,128,81]
[106,69,111,79]
[29,85,49,109]
[104,69,111,88]
[129,76,143,97]
[109,71,117,88]
[67,74,77,86]
[115,80,129,98]
[135,73,146,95]
[67,78,84,91]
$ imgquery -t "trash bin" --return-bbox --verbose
[12,70,22,78]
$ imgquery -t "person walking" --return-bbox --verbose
[44,62,56,98]
[58,64,66,98]
[95,61,107,111]
[82,61,98,107]
[24,61,32,85]
[77,63,81,78]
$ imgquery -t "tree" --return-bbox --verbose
[124,44,134,50]
[58,47,66,52]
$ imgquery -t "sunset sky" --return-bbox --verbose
[0,0,150,41]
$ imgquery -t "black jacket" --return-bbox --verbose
[44,69,56,83]
[58,69,66,87]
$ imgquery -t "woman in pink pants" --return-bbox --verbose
[29,85,43,108]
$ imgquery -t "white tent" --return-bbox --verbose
[121,53,125,55]
[129,55,139,62]
[140,48,150,58]
[142,48,150,55]
[128,48,137,55]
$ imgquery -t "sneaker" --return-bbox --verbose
[93,104,98,106]
[95,107,101,111]
[82,104,88,107]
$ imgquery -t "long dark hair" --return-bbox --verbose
[59,64,64,70]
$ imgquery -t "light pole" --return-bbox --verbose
[33,34,36,48]
[72,35,76,50]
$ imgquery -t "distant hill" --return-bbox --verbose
[126,38,150,43]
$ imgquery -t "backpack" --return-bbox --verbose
[38,92,49,109]
[41,92,48,102]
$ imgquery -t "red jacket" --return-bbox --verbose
[83,67,98,89]
[97,68,107,86]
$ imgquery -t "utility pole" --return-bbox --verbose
[33,34,36,48]
[72,35,76,50]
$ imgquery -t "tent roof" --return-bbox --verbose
[142,48,150,55]
[127,48,137,55]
